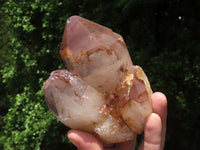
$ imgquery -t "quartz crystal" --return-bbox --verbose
[43,16,152,143]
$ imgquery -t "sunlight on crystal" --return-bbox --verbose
[43,16,152,143]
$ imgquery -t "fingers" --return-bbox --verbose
[67,129,103,150]
[151,92,167,149]
[67,92,167,150]
[67,130,135,150]
[142,113,162,150]
[139,92,167,150]
[152,92,167,123]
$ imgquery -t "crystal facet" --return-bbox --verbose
[43,16,152,143]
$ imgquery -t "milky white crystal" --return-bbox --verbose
[43,16,152,143]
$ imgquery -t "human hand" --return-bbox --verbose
[67,92,167,150]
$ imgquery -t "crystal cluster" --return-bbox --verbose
[43,16,152,143]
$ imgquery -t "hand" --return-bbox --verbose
[67,92,167,150]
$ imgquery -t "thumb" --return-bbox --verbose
[67,129,103,150]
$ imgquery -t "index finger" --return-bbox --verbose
[151,92,167,149]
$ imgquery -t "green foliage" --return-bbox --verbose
[3,87,50,149]
[0,0,199,149]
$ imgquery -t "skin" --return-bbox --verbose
[67,92,167,150]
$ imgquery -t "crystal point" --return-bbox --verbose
[43,16,152,143]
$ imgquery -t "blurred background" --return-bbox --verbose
[0,0,199,149]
